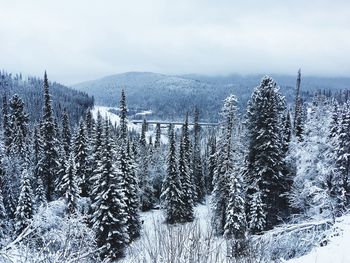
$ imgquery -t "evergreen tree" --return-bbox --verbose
[119,89,128,141]
[85,109,94,139]
[39,72,59,201]
[245,76,286,231]
[2,94,11,155]
[207,136,216,193]
[247,189,266,233]
[294,69,304,140]
[15,169,33,234]
[91,123,129,260]
[282,111,292,155]
[211,95,237,235]
[9,94,29,158]
[161,125,183,224]
[178,124,194,222]
[224,170,247,258]
[117,140,141,241]
[74,119,90,197]
[62,110,71,158]
[154,123,161,148]
[140,119,147,147]
[192,108,205,203]
[61,154,79,215]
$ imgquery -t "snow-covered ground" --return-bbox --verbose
[287,215,350,263]
[91,106,170,144]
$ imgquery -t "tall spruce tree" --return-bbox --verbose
[161,124,184,224]
[15,169,33,234]
[61,154,79,215]
[74,119,90,197]
[39,72,59,201]
[245,76,286,231]
[154,123,161,148]
[207,136,217,193]
[192,108,205,203]
[62,110,71,159]
[211,95,237,235]
[178,121,194,222]
[91,123,129,260]
[2,94,11,155]
[9,94,29,158]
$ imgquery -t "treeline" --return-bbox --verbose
[0,71,94,125]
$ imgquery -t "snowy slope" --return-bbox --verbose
[287,215,350,263]
[91,106,170,144]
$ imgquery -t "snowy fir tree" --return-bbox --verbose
[178,121,194,222]
[294,69,304,141]
[15,168,33,234]
[39,72,59,201]
[2,94,11,155]
[8,94,29,158]
[74,119,90,197]
[211,95,238,235]
[207,135,217,193]
[161,124,184,224]
[154,122,161,148]
[245,76,286,231]
[119,88,128,141]
[60,154,79,215]
[91,123,129,260]
[192,108,205,203]
[61,110,71,159]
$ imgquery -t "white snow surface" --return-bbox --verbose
[287,215,350,263]
[92,106,171,144]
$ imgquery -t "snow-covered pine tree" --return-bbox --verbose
[117,140,141,241]
[0,155,6,241]
[207,135,216,193]
[154,123,161,148]
[61,154,79,215]
[211,95,237,235]
[74,119,90,197]
[161,124,184,224]
[294,69,304,141]
[192,108,205,203]
[15,168,33,234]
[62,110,71,159]
[2,94,11,155]
[245,76,286,231]
[224,168,247,258]
[39,72,59,201]
[91,123,129,260]
[282,111,292,155]
[178,121,194,222]
[9,94,29,158]
[247,188,266,233]
[138,119,154,211]
[119,89,128,141]
[85,109,94,139]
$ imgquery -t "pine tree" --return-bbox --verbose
[192,108,205,203]
[161,125,184,224]
[119,89,128,141]
[211,95,237,235]
[9,94,29,158]
[62,110,71,159]
[294,70,304,141]
[178,127,194,222]
[247,189,266,233]
[39,72,59,201]
[0,157,6,241]
[61,154,79,215]
[282,111,292,155]
[2,95,11,155]
[85,109,94,139]
[140,119,147,147]
[245,76,286,231]
[224,170,247,258]
[74,119,90,197]
[154,123,161,148]
[207,136,216,193]
[91,123,129,260]
[15,169,33,234]
[117,140,141,241]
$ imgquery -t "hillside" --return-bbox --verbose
[72,72,350,121]
[0,71,94,125]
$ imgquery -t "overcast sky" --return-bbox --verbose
[0,0,349,85]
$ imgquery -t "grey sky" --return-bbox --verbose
[1,0,349,85]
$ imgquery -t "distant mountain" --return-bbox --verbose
[0,71,94,126]
[72,72,350,121]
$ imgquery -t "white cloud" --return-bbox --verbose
[0,0,349,84]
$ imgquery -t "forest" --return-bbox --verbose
[0,69,349,262]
